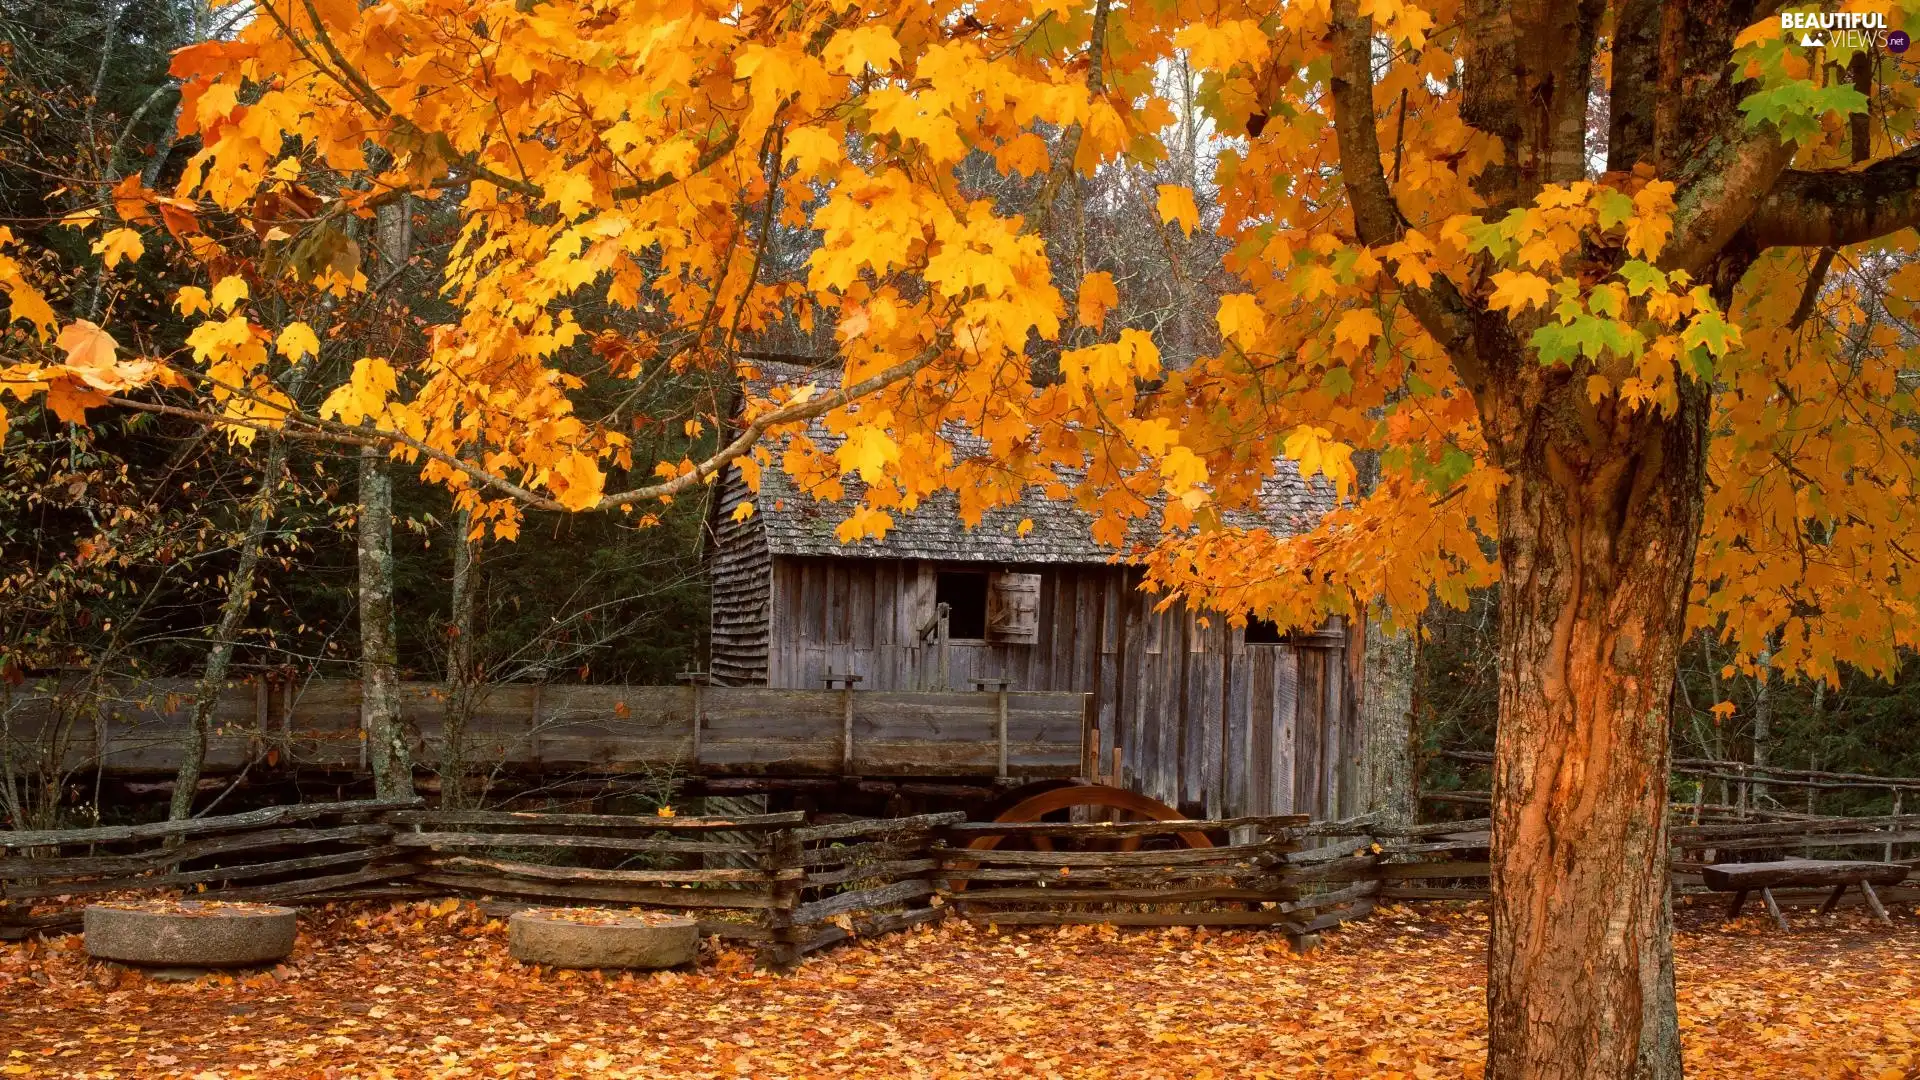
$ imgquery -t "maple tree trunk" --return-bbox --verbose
[1483,375,1705,1080]
[358,444,412,799]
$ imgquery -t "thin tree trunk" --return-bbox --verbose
[170,365,309,820]
[1363,615,1417,827]
[441,505,478,808]
[1353,447,1418,828]
[357,193,414,800]
[358,443,410,798]
[1483,377,1705,1080]
[1750,648,1772,808]
[169,438,290,819]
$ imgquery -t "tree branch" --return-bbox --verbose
[1661,125,1794,273]
[588,341,946,510]
[1746,145,1920,250]
[1325,0,1483,393]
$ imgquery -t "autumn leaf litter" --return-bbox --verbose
[2,900,1918,1078]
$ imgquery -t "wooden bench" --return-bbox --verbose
[1701,859,1907,930]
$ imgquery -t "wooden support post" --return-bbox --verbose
[972,679,1012,779]
[1820,884,1847,915]
[845,688,856,773]
[1861,879,1892,925]
[677,671,710,766]
[1761,888,1789,932]
[937,606,951,691]
[824,669,864,773]
[1727,888,1748,919]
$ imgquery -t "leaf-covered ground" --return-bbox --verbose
[3,900,1918,1078]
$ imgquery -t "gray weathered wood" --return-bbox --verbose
[791,811,966,843]
[0,824,392,879]
[932,841,1286,867]
[0,798,421,850]
[943,814,1306,839]
[421,854,772,885]
[394,832,760,856]
[2,845,404,900]
[389,809,805,831]
[1700,859,1908,891]
[413,871,779,909]
[791,878,935,925]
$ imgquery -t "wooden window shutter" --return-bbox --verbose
[986,572,1040,643]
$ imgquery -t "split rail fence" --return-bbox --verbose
[1,804,1366,961]
[6,802,1916,962]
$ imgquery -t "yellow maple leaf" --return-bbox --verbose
[836,426,898,484]
[1487,270,1551,314]
[1333,307,1384,355]
[92,228,145,269]
[1216,293,1263,349]
[276,321,321,360]
[825,25,901,75]
[549,452,606,511]
[1077,271,1119,329]
[1156,185,1200,236]
[211,274,249,313]
[835,505,894,543]
[318,356,398,426]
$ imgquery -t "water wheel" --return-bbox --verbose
[945,785,1213,893]
[968,783,1214,853]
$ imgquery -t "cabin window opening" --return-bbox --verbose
[937,571,990,639]
[1243,616,1285,644]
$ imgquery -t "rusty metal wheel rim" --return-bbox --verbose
[948,785,1212,892]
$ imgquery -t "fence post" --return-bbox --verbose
[759,827,804,969]
[1888,787,1903,863]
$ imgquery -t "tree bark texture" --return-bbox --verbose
[355,194,415,801]
[171,365,311,821]
[1362,616,1418,828]
[169,436,291,820]
[358,442,411,799]
[441,505,479,808]
[1480,369,1704,1080]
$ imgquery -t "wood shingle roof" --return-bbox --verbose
[738,358,1335,564]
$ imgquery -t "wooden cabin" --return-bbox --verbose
[707,361,1365,821]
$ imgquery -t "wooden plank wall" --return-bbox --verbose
[708,467,773,685]
[1,681,1081,780]
[762,556,1358,821]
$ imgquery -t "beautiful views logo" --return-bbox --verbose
[1780,9,1910,52]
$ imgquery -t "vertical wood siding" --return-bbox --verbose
[740,555,1356,819]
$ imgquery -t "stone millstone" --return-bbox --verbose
[84,901,297,968]
[508,908,698,970]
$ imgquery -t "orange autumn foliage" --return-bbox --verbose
[0,0,1913,689]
